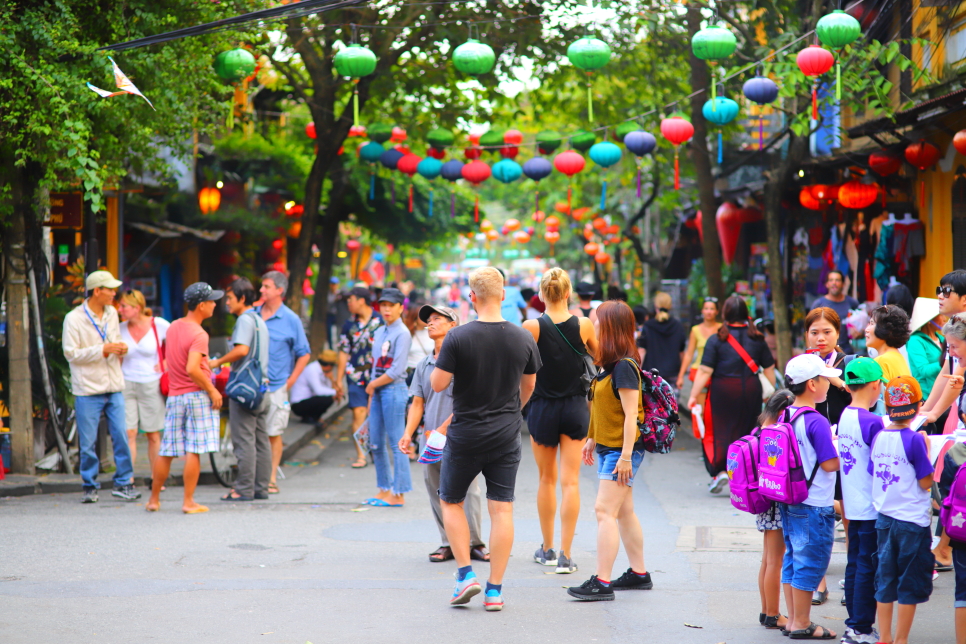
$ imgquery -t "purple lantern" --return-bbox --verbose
[440,159,464,217]
[522,157,553,216]
[742,76,779,150]
[623,131,657,197]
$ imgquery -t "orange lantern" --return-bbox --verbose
[809,184,839,206]
[486,229,499,241]
[513,231,531,244]
[505,218,521,231]
[572,206,590,221]
[584,242,600,256]
[607,224,620,235]
[837,179,879,209]
[533,210,546,223]
[198,187,221,214]
[480,219,494,232]
[554,201,571,215]
[545,215,560,229]
[594,251,610,264]
[287,222,302,238]
[592,217,607,231]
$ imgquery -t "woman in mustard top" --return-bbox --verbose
[567,301,652,602]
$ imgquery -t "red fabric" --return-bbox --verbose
[164,319,211,397]
[702,390,715,465]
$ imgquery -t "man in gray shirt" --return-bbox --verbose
[399,305,488,563]
[210,278,271,501]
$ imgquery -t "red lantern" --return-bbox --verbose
[607,224,620,235]
[348,125,367,138]
[272,239,285,250]
[468,132,482,146]
[427,147,446,160]
[390,126,407,143]
[198,187,221,214]
[592,217,607,231]
[500,225,510,236]
[505,218,521,231]
[594,251,610,265]
[796,45,835,120]
[285,204,304,218]
[544,230,560,243]
[271,261,287,273]
[287,222,302,238]
[810,184,840,206]
[554,150,586,213]
[462,161,491,222]
[545,215,560,229]
[504,129,524,145]
[464,147,482,160]
[533,210,546,223]
[397,154,422,212]
[500,146,519,159]
[346,239,361,251]
[905,140,940,209]
[584,242,599,256]
[572,207,590,221]
[955,131,966,156]
[716,202,742,265]
[305,122,316,139]
[800,187,823,210]
[692,210,704,241]
[837,179,879,209]
[869,150,901,176]
[660,115,695,190]
[554,201,571,215]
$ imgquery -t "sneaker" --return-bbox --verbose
[450,572,482,605]
[612,568,654,590]
[555,553,578,574]
[839,626,856,644]
[708,472,729,494]
[852,631,878,644]
[81,489,98,504]
[838,578,845,589]
[534,546,558,566]
[484,589,504,611]
[567,575,615,602]
[112,485,142,501]
[840,593,846,605]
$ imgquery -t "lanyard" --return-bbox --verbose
[83,304,108,343]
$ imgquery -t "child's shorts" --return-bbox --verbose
[780,503,835,592]
[875,514,934,605]
[952,547,966,607]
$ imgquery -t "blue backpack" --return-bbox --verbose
[225,311,267,411]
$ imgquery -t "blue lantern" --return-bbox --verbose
[702,97,740,164]
[360,142,385,200]
[588,142,622,209]
[380,148,403,169]
[417,157,443,217]
[742,76,778,151]
[440,159,464,217]
[623,131,656,157]
[521,157,553,217]
[492,159,523,184]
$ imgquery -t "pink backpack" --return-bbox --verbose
[757,407,822,505]
[941,460,966,543]
[726,429,773,514]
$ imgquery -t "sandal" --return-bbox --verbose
[429,546,454,562]
[351,458,368,469]
[789,622,835,640]
[470,545,490,562]
[936,561,954,572]
[759,613,766,626]
[268,483,280,494]
[763,615,786,629]
[220,491,252,502]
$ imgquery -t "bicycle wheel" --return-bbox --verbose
[210,414,237,488]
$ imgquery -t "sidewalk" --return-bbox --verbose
[0,400,349,497]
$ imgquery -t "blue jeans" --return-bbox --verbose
[75,392,133,490]
[875,514,933,605]
[845,518,878,635]
[369,381,412,495]
[780,503,835,592]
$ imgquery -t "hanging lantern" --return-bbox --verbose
[554,201,571,215]
[380,148,403,170]
[567,35,611,122]
[390,127,407,144]
[349,125,367,138]
[346,239,361,251]
[513,231,531,244]
[479,129,504,151]
[480,220,494,232]
[869,150,901,176]
[799,187,824,210]
[504,129,523,145]
[464,147,482,160]
[441,159,464,217]
[810,183,840,208]
[544,230,560,254]
[955,131,966,156]
[624,130,657,197]
[838,178,879,209]
[572,207,591,221]
[198,186,221,214]
[615,122,639,143]
[533,210,546,223]
[743,76,779,151]
[486,229,499,241]
[660,114,694,190]
[214,48,256,128]
[545,215,561,231]
[703,96,740,164]
[427,128,455,149]
[594,251,611,265]
[305,122,317,139]
[500,146,519,158]
[367,123,393,144]
[737,206,763,224]
[397,153,421,213]
[453,39,496,75]
[816,10,862,101]
[584,242,600,256]
[461,160,491,222]
[506,218,521,232]
[716,202,742,264]
[905,140,940,209]
[536,130,562,155]
[571,130,597,152]
[417,157,442,217]
[492,159,522,184]
[360,142,384,200]
[592,217,607,232]
[796,45,835,120]
[553,150,586,213]
[588,142,622,210]
[691,23,737,104]
[522,157,552,217]
[426,147,447,160]
[333,43,378,127]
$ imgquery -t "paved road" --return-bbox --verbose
[0,418,957,643]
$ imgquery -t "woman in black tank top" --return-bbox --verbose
[522,268,598,573]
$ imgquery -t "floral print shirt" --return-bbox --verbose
[339,312,383,387]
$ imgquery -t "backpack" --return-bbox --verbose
[225,311,268,411]
[608,357,680,454]
[941,459,966,543]
[757,407,822,504]
[726,428,774,514]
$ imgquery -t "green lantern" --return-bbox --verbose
[691,24,736,106]
[816,10,862,101]
[368,123,393,144]
[615,122,638,142]
[214,48,256,83]
[571,130,596,152]
[453,39,496,76]
[333,44,377,127]
[479,129,504,150]
[536,130,562,154]
[567,35,611,123]
[427,128,455,149]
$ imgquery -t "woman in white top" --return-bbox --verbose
[117,290,168,470]
[290,349,338,422]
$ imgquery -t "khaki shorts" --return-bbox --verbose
[265,387,291,437]
[123,380,166,433]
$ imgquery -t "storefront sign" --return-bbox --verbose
[46,193,84,228]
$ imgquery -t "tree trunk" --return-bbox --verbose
[308,163,350,353]
[688,4,725,301]
[286,150,332,313]
[2,151,34,473]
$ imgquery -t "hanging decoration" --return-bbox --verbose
[305,122,317,139]
[214,48,256,127]
[594,251,610,265]
[544,230,560,255]
[452,31,496,113]
[440,159,464,217]
[461,160,491,222]
[614,122,639,142]
[464,146,482,160]
[868,150,901,176]
[702,95,740,163]
[368,123,393,143]
[417,157,442,217]
[905,141,940,210]
[492,158,523,184]
[88,56,156,110]
[479,129,504,153]
[800,187,824,210]
[513,231,531,244]
[796,45,835,120]
[588,141,622,210]
[198,186,221,214]
[837,178,879,209]
[816,10,862,101]
[954,130,966,156]
[743,74,779,151]
[584,242,600,256]
[396,153,421,213]
[716,202,742,264]
[380,147,404,202]
[567,35,612,122]
[503,129,523,157]
[535,130,562,155]
[810,183,840,208]
[427,128,455,150]
[522,157,552,217]
[571,130,597,152]
[349,125,367,138]
[623,130,657,198]
[360,141,385,200]
[333,38,378,127]
[660,113,694,190]
[553,150,586,213]
[691,22,737,104]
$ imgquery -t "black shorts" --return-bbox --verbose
[526,395,589,448]
[438,435,521,504]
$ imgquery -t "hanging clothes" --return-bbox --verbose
[874,221,895,291]
[891,219,925,281]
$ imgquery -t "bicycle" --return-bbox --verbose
[209,408,237,488]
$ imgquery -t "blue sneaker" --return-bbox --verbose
[484,588,504,611]
[450,572,482,605]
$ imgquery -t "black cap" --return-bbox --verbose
[575,282,595,297]
[184,282,224,309]
[378,287,405,304]
[348,286,372,304]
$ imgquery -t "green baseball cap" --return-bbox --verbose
[843,357,887,385]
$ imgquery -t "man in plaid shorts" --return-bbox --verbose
[146,283,224,514]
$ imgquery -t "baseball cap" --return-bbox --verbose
[843,357,887,386]
[418,304,459,325]
[885,375,923,420]
[330,276,340,284]
[377,287,405,304]
[784,353,842,385]
[574,282,595,297]
[86,270,123,291]
[184,282,224,309]
[348,286,372,303]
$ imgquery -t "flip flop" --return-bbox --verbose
[362,498,380,505]
[268,483,280,494]
[183,506,209,514]
[429,546,454,562]
[936,562,954,572]
[368,499,403,507]
[351,459,368,469]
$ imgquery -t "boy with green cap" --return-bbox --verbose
[838,357,887,644]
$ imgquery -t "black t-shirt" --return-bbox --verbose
[701,326,775,376]
[599,358,641,390]
[435,320,542,453]
[636,317,687,383]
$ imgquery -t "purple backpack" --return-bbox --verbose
[726,429,773,514]
[942,461,966,543]
[757,407,822,505]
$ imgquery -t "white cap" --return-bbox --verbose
[85,270,123,291]
[785,353,842,385]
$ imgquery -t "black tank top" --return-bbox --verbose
[534,314,587,399]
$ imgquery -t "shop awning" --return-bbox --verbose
[847,87,966,138]
[127,221,225,241]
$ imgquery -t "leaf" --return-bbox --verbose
[67,147,77,157]
[83,179,94,190]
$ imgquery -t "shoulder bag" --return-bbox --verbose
[725,332,776,401]
[225,312,267,411]
[546,315,597,394]
[151,320,169,397]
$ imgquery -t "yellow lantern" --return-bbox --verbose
[198,187,221,214]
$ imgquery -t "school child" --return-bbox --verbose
[870,375,935,644]
[938,429,966,644]
[837,358,886,644]
[779,354,842,640]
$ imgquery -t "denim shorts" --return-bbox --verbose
[596,446,646,486]
[347,381,369,409]
[954,548,966,608]
[438,435,521,504]
[780,503,835,592]
[875,514,934,605]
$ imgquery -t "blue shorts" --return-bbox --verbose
[954,548,966,608]
[596,446,646,486]
[875,514,933,605]
[347,381,369,409]
[780,503,835,592]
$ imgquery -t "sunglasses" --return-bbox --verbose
[704,297,719,303]
[938,285,960,298]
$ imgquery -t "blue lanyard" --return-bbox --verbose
[83,304,108,342]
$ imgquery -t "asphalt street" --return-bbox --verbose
[0,417,958,644]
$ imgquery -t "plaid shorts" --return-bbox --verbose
[160,391,220,457]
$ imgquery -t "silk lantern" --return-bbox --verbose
[464,147,482,161]
[624,130,657,197]
[567,35,611,122]
[660,114,694,190]
[571,130,596,152]
[349,125,367,138]
[360,142,384,200]
[691,23,737,104]
[743,76,779,151]
[380,148,404,203]
[536,130,562,154]
[427,128,455,149]
[367,123,393,144]
[588,142,622,210]
[838,179,879,209]
[397,154,421,213]
[869,150,901,176]
[554,150,586,213]
[513,231,531,244]
[594,251,610,265]
[715,201,742,264]
[955,131,966,156]
[522,157,553,217]
[198,186,221,214]
[796,45,835,120]
[500,146,519,159]
[810,184,840,207]
[461,160,491,222]
[800,187,823,210]
[305,122,317,139]
[702,96,740,164]
[504,130,523,145]
[214,48,256,129]
[441,159,464,217]
[545,215,561,231]
[816,10,862,100]
[905,140,940,209]
[584,242,599,256]
[333,43,378,127]
[417,157,443,217]
[453,37,495,113]
[492,159,522,184]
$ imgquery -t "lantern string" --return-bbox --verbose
[811,83,818,121]
[600,179,607,210]
[369,171,375,200]
[586,73,594,123]
[352,79,360,126]
[535,187,540,217]
[567,183,573,214]
[836,58,842,102]
[674,148,680,190]
[717,131,723,164]
[474,193,479,222]
[408,183,414,213]
[758,110,764,151]
[428,186,434,217]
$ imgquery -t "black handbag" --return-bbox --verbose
[225,311,267,411]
